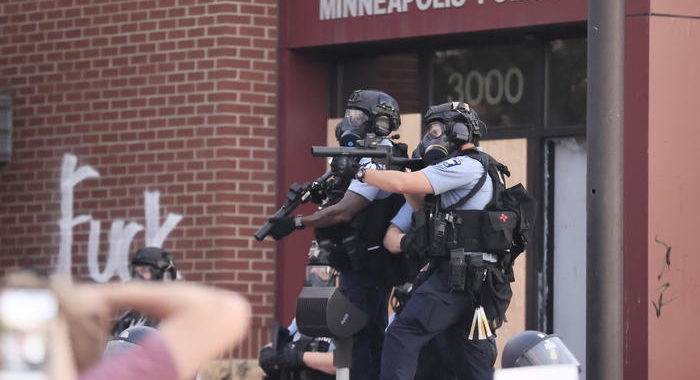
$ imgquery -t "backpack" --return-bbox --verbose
[457,149,537,266]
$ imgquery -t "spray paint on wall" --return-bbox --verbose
[56,153,183,282]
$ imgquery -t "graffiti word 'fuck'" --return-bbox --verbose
[56,153,183,282]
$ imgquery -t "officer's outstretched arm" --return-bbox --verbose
[362,169,434,195]
[300,190,370,228]
[383,224,405,254]
[303,352,336,375]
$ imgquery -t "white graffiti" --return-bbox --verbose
[56,153,183,282]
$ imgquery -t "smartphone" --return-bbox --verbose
[0,288,58,380]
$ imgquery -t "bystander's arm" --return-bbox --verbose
[75,282,251,380]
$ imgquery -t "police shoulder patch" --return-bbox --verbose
[443,158,462,168]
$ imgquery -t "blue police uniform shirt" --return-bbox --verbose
[390,202,414,233]
[421,153,493,210]
[347,138,393,202]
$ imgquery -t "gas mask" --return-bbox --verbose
[336,108,395,147]
[336,109,368,147]
[419,118,474,166]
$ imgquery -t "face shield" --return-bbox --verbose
[305,240,337,287]
[513,335,581,370]
[130,265,154,281]
[502,331,581,373]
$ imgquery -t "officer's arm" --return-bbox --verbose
[362,169,434,195]
[300,190,370,228]
[302,352,336,375]
[405,193,425,211]
[383,224,405,254]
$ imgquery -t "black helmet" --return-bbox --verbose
[130,247,176,281]
[343,89,401,139]
[423,101,486,149]
[501,330,581,371]
[103,325,157,357]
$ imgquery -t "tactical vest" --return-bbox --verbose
[314,142,411,286]
[422,169,510,260]
[315,193,408,286]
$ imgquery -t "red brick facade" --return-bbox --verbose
[0,0,278,358]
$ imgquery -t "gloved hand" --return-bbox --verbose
[258,346,280,376]
[331,156,360,181]
[275,347,305,370]
[268,216,296,240]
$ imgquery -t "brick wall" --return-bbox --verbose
[0,0,278,358]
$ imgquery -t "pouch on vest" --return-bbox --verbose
[501,183,537,259]
[480,211,517,252]
[400,208,430,261]
[481,266,513,330]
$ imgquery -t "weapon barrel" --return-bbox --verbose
[310,146,389,158]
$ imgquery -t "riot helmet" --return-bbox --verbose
[337,89,401,146]
[103,325,156,357]
[422,101,486,155]
[501,330,581,371]
[130,247,177,281]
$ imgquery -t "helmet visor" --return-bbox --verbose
[344,108,369,127]
[514,336,581,369]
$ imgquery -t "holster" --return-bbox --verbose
[341,235,367,271]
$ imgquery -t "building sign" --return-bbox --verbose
[432,44,538,128]
[320,0,545,21]
[281,0,586,50]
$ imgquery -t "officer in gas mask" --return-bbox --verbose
[111,247,178,337]
[333,102,508,380]
[267,90,407,380]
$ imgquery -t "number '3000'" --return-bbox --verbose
[447,67,524,106]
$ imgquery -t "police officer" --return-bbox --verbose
[111,247,178,337]
[267,90,406,380]
[335,102,504,380]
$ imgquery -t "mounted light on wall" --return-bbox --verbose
[0,92,12,169]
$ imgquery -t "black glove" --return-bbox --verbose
[268,216,297,241]
[331,156,360,181]
[259,346,280,376]
[400,233,416,258]
[275,347,305,370]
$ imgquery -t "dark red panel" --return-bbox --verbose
[275,49,329,324]
[623,15,649,380]
[281,0,587,48]
[627,0,651,15]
